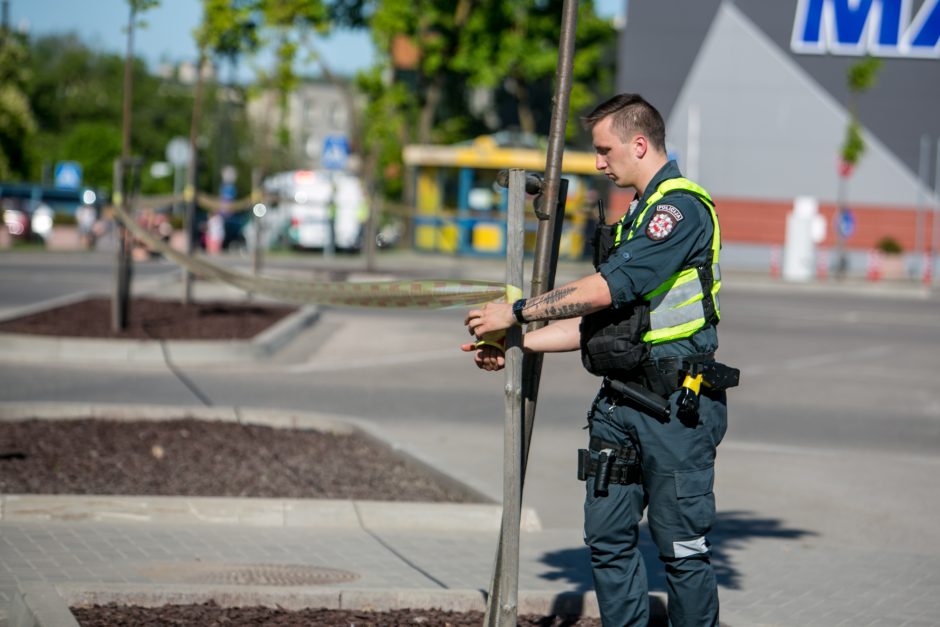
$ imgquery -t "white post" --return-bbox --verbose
[783,196,819,282]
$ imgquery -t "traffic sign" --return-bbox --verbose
[165,137,192,167]
[321,135,349,170]
[54,161,82,189]
[837,208,855,239]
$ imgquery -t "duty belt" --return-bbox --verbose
[607,353,716,399]
[639,353,715,396]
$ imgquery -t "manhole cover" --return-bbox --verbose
[141,562,360,586]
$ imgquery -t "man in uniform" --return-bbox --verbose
[463,93,734,627]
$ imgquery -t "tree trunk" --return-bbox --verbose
[508,76,536,135]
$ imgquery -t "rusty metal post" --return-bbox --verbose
[485,0,580,622]
[522,0,578,468]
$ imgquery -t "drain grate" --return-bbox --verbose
[141,562,360,586]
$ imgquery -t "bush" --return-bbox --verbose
[876,236,903,255]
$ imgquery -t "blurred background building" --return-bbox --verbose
[616,0,940,262]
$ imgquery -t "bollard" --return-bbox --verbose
[866,250,883,282]
[770,245,782,279]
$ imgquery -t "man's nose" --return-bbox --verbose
[595,155,606,170]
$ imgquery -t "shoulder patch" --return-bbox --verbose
[646,204,684,241]
[655,204,684,222]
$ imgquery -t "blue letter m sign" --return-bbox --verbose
[792,0,940,57]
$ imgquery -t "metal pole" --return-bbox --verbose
[112,3,136,332]
[183,155,197,305]
[521,0,577,514]
[932,137,940,287]
[111,158,128,332]
[687,103,701,182]
[487,169,525,627]
[183,53,207,305]
[915,134,929,278]
[252,168,263,278]
[486,0,579,621]
[835,173,847,279]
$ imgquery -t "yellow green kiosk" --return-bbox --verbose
[402,133,600,258]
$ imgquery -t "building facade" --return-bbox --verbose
[616,0,940,258]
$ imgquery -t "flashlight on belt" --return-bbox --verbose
[595,448,616,495]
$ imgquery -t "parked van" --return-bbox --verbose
[264,170,366,251]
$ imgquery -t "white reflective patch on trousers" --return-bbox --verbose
[673,536,708,558]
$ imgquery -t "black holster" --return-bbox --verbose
[577,436,641,496]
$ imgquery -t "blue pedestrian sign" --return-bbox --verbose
[837,208,855,239]
[321,135,349,171]
[54,161,83,190]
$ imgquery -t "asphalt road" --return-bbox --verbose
[1,250,939,526]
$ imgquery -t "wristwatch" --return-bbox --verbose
[512,298,528,325]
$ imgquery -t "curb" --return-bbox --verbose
[0,301,319,365]
[10,582,605,627]
[0,402,538,532]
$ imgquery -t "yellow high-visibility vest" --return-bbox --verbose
[618,177,722,345]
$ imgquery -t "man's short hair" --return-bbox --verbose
[583,94,666,152]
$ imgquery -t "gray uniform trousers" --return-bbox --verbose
[584,385,728,627]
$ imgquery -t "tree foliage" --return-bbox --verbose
[360,0,615,199]
[841,56,881,169]
[20,33,236,195]
[0,31,37,180]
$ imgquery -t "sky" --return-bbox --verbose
[11,0,624,81]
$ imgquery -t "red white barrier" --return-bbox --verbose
[866,250,883,282]
[816,249,829,280]
[770,246,782,279]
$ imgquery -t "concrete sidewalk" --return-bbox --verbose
[4,403,940,626]
[0,402,599,626]
[2,256,939,626]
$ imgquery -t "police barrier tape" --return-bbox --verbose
[112,204,513,309]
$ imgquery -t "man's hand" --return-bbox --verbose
[460,342,506,371]
[465,302,515,339]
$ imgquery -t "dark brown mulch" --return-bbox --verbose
[0,297,296,340]
[0,418,475,502]
[71,602,601,626]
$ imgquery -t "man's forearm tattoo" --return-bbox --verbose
[525,287,592,320]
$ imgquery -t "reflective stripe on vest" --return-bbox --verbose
[623,177,722,344]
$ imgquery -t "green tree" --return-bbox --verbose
[359,0,615,200]
[841,56,881,169]
[0,30,37,180]
[452,0,614,139]
[24,34,194,192]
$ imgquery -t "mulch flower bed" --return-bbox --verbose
[0,418,473,502]
[0,297,296,340]
[71,602,602,626]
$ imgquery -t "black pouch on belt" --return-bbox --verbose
[701,362,741,390]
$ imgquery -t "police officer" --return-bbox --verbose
[463,93,730,627]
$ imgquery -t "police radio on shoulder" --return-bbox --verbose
[512,298,528,325]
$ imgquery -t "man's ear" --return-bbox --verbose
[633,135,648,159]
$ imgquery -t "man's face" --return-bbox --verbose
[592,116,637,188]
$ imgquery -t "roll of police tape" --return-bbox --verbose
[111,204,513,308]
